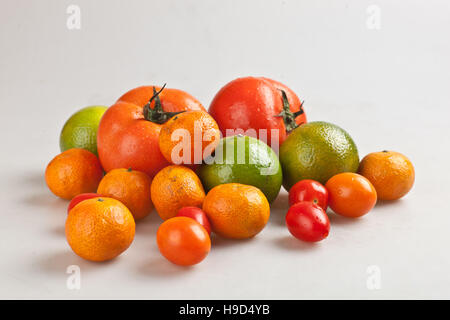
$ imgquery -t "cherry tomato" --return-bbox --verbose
[288,179,328,210]
[176,207,212,235]
[325,172,377,218]
[67,193,100,213]
[156,217,211,266]
[285,201,330,242]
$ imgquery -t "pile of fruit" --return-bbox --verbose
[46,76,415,266]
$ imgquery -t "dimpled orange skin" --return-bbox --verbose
[97,168,153,220]
[159,111,220,165]
[151,165,206,220]
[202,183,270,239]
[45,148,104,200]
[358,151,415,200]
[65,197,135,262]
[325,173,377,218]
[157,217,211,266]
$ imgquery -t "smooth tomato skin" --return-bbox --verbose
[288,179,329,210]
[209,77,306,147]
[156,217,211,266]
[176,207,212,235]
[97,86,205,177]
[325,172,377,218]
[67,193,101,213]
[285,202,330,242]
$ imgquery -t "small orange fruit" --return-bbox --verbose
[97,168,153,220]
[358,150,415,200]
[157,217,211,266]
[45,148,103,200]
[326,172,377,218]
[202,183,270,239]
[151,165,206,220]
[159,111,220,165]
[65,197,135,262]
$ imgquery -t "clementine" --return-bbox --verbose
[45,148,103,200]
[97,168,153,220]
[202,183,270,239]
[65,197,135,262]
[151,165,205,220]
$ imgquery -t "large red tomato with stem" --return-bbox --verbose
[97,85,205,177]
[208,77,307,148]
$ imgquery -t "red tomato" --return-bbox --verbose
[156,217,211,266]
[98,85,205,177]
[288,179,329,210]
[209,77,307,148]
[325,172,377,218]
[67,193,100,213]
[285,202,330,242]
[176,207,212,235]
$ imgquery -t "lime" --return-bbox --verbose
[198,135,282,203]
[59,106,107,156]
[280,121,359,190]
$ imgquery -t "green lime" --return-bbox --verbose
[280,121,359,190]
[198,135,282,203]
[59,106,108,156]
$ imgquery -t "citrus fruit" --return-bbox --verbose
[97,168,153,220]
[151,165,206,220]
[326,172,377,218]
[159,110,220,166]
[45,148,104,200]
[358,150,415,200]
[157,217,211,266]
[60,106,107,156]
[198,135,282,203]
[280,121,359,190]
[202,183,270,239]
[65,197,135,262]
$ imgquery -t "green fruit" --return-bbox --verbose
[198,135,282,203]
[59,106,108,156]
[280,121,359,190]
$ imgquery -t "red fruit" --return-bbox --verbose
[176,207,212,235]
[208,77,307,148]
[288,179,329,210]
[67,193,101,213]
[97,85,205,177]
[285,202,330,242]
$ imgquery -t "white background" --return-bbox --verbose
[1,0,449,299]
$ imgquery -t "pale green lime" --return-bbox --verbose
[59,106,107,156]
[198,135,282,203]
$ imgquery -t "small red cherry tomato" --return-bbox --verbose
[285,201,330,242]
[288,179,329,210]
[176,206,212,235]
[67,193,101,213]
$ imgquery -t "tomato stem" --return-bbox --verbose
[143,84,185,124]
[274,90,305,133]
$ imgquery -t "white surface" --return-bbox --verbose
[1,0,450,299]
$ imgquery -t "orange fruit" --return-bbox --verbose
[45,148,103,200]
[202,183,270,239]
[159,111,220,165]
[65,197,135,262]
[326,172,377,218]
[151,165,206,220]
[358,150,415,200]
[157,217,211,266]
[97,168,153,220]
